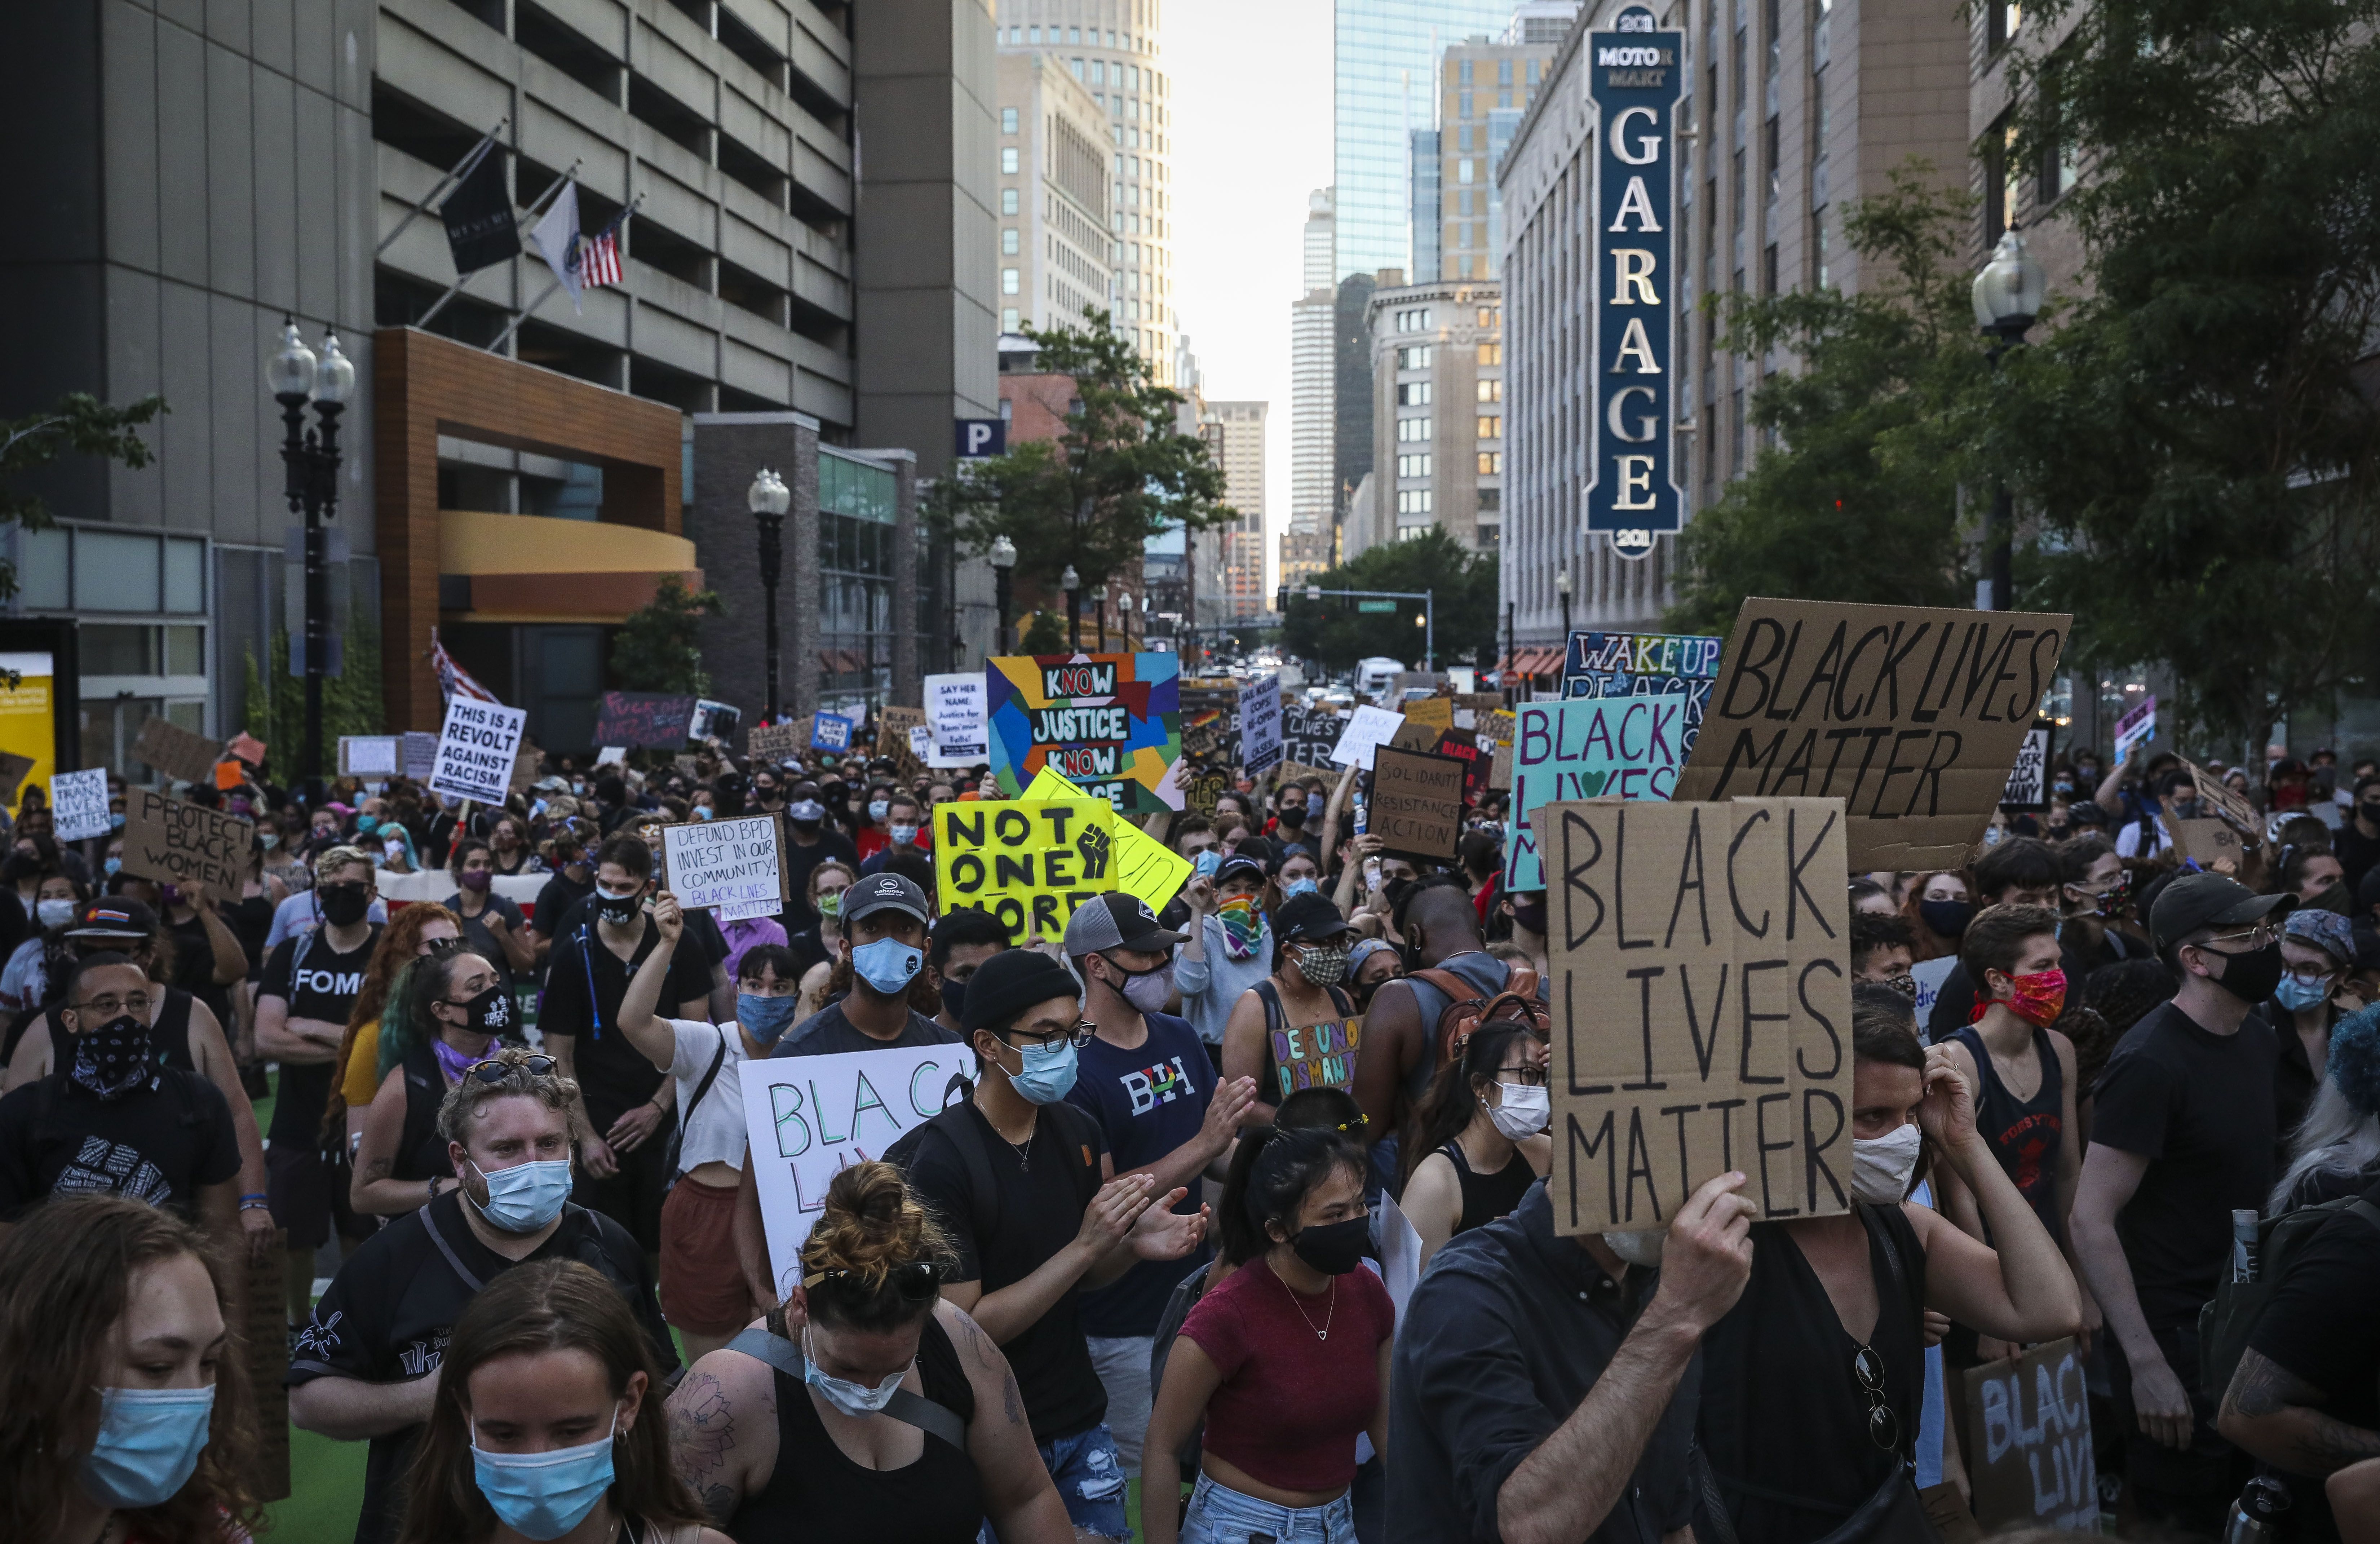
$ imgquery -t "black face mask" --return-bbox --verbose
[69,1014,153,1101]
[1276,805,1305,828]
[1918,899,1974,939]
[2204,941,2286,1004]
[2361,801,2380,823]
[317,884,372,928]
[1290,1215,1370,1276]
[1511,898,1548,936]
[596,889,642,926]
[939,975,968,1022]
[445,981,513,1037]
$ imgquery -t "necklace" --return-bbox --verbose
[991,1113,1035,1172]
[1278,1266,1337,1341]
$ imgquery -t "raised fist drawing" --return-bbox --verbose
[1076,822,1113,881]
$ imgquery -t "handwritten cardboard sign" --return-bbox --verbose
[742,1043,972,1299]
[122,787,254,893]
[428,698,527,806]
[0,752,36,804]
[132,718,223,787]
[1545,796,1854,1235]
[1963,1338,2097,1531]
[1505,697,1689,892]
[1328,705,1407,771]
[1184,769,1229,818]
[879,705,928,783]
[1239,675,1283,773]
[747,721,804,766]
[935,799,1115,943]
[2182,755,2263,840]
[2173,818,2244,870]
[1672,599,2070,872]
[51,767,113,842]
[661,814,788,921]
[1368,746,1465,863]
[594,691,696,749]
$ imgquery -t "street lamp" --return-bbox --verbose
[1972,228,2046,611]
[748,468,792,719]
[1092,583,1108,651]
[1061,564,1081,650]
[268,319,350,799]
[1556,563,1574,643]
[989,534,1018,654]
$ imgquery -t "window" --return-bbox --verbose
[1070,58,1083,78]
[1459,158,1474,185]
[1989,2,2021,50]
[1395,307,1433,332]
[2038,58,2079,204]
[1478,306,1499,326]
[1001,146,1019,174]
[1477,415,1502,439]
[1028,24,1039,41]
[1476,379,1502,403]
[1983,114,2015,239]
[1002,268,1019,294]
[1396,416,1432,442]
[1002,228,1019,255]
[1477,341,1501,365]
[1498,59,1512,85]
[1396,489,1434,517]
[1397,344,1433,369]
[1091,60,1105,85]
[1763,242,1777,293]
[1003,306,1020,330]
[1478,451,1502,475]
[1814,211,1831,288]
[1069,25,1081,42]
[1527,59,1540,84]
[1460,89,1473,118]
[1398,381,1434,406]
[1002,107,1019,133]
[1460,58,1474,83]
[1002,187,1019,215]
[1398,453,1432,479]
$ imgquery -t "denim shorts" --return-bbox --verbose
[1181,1473,1357,1544]
[1041,1422,1131,1540]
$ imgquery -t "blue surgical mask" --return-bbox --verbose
[78,1384,217,1508]
[888,823,918,846]
[804,1326,909,1416]
[868,799,890,822]
[739,992,800,1045]
[1282,877,1318,898]
[472,1408,620,1541]
[356,814,380,834]
[694,806,713,822]
[110,813,126,831]
[1306,792,1325,819]
[1005,1035,1079,1105]
[851,936,923,996]
[471,1157,574,1233]
[103,857,123,877]
[2275,975,2333,1012]
[1193,850,1221,877]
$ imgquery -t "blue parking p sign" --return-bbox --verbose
[956,419,1006,458]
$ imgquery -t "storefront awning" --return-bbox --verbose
[438,510,703,624]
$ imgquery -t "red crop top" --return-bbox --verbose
[1177,1255,1396,1492]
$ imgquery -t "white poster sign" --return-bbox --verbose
[1377,1190,1424,1325]
[926,672,988,765]
[50,767,113,842]
[2114,695,2157,762]
[1911,955,1959,1024]
[427,697,527,805]
[741,1044,971,1300]
[1327,704,1407,771]
[339,736,401,778]
[662,815,785,921]
[1239,674,1283,773]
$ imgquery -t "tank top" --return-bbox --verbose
[1251,978,1362,1102]
[1397,952,1512,1106]
[1440,1138,1536,1236]
[394,1040,456,1184]
[41,986,198,1074]
[728,1312,983,1544]
[1949,1025,2065,1244]
[1697,1207,1926,1544]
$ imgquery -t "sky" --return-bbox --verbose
[1167,0,1335,602]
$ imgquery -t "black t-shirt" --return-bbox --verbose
[167,913,234,1034]
[530,870,596,942]
[2090,1000,2278,1330]
[902,1101,1109,1443]
[287,1192,675,1544]
[771,999,958,1059]
[0,1069,241,1221]
[782,829,859,927]
[539,916,711,1126]
[2245,1184,2380,1541]
[260,926,382,1149]
[442,892,527,994]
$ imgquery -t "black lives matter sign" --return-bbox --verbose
[1544,796,1854,1236]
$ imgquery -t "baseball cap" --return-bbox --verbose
[67,898,158,939]
[1215,850,1268,887]
[2149,871,2294,952]
[1064,893,1186,956]
[1274,892,1355,943]
[841,873,932,929]
[959,947,1081,1036]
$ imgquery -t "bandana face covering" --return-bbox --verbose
[1972,967,2067,1028]
[70,1014,154,1100]
[1217,895,1263,961]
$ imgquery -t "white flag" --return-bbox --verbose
[530,180,583,311]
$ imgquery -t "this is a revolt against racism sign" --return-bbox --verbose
[1672,600,2070,871]
[428,697,527,806]
[1544,796,1854,1236]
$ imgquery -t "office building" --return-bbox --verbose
[997,0,1177,384]
[1332,272,1381,558]
[1496,0,1966,643]
[1410,131,1443,284]
[1366,278,1504,553]
[994,52,1114,335]
[1199,402,1269,622]
[1335,0,1515,281]
[1415,29,1564,281]
[1290,189,1339,565]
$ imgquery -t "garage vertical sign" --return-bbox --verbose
[1587,6,1683,561]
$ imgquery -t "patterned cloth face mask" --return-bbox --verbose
[1217,895,1263,960]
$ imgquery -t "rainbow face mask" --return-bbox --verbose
[1217,894,1263,960]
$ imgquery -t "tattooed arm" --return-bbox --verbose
[665,1348,780,1525]
[2221,1349,2380,1477]
[939,1300,1073,1543]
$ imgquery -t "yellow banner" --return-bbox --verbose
[935,799,1114,943]
[1023,766,1193,913]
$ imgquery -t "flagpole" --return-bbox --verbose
[415,158,583,330]
[486,195,641,354]
[378,118,509,258]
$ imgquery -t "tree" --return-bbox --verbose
[611,575,723,694]
[1019,610,1066,654]
[924,310,1236,598]
[1665,165,1983,634]
[243,610,387,749]
[1279,528,1499,673]
[0,393,167,600]
[1990,0,2380,756]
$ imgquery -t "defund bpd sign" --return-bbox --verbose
[1587,8,1682,560]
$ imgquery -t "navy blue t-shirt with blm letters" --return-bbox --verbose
[1068,1009,1215,1339]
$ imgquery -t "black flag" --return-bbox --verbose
[440,150,519,274]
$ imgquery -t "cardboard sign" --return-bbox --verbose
[1368,746,1465,863]
[1275,760,1339,788]
[1328,705,1407,771]
[926,672,988,764]
[879,705,928,782]
[1963,1338,2097,1531]
[1281,703,1345,767]
[132,717,222,787]
[401,731,439,782]
[1505,697,1690,892]
[747,721,804,767]
[1402,696,1454,734]
[594,691,697,749]
[1545,796,1854,1235]
[810,712,854,752]
[2174,818,2244,869]
[2003,725,2050,810]
[428,697,528,806]
[2182,756,2263,839]
[742,1043,973,1300]
[51,767,112,842]
[1184,770,1229,818]
[508,739,542,797]
[2113,695,2157,761]
[122,787,254,893]
[0,751,37,804]
[662,814,788,921]
[339,736,401,777]
[1564,630,1723,761]
[1485,708,1517,746]
[1390,717,1446,753]
[986,653,1184,813]
[1023,765,1191,914]
[935,798,1115,942]
[1673,600,2070,872]
[1490,742,1514,791]
[1239,675,1284,773]
[225,731,267,767]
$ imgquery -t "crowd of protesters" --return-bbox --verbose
[14,704,2380,1544]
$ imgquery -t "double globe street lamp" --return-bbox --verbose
[989,534,1018,653]
[1971,229,2048,612]
[266,320,355,797]
[747,468,792,720]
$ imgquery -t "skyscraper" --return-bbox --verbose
[994,52,1114,336]
[1202,402,1269,621]
[1334,0,1515,281]
[1290,189,1339,555]
[1428,31,1564,280]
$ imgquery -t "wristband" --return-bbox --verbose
[240,1193,268,1204]
[239,1199,272,1213]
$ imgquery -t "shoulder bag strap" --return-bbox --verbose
[721,1328,970,1450]
[680,1030,729,1141]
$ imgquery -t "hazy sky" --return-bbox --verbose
[1167,0,1335,599]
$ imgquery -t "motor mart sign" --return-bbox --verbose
[1587,6,1683,560]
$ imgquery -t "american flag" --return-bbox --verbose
[429,628,500,705]
[576,214,625,291]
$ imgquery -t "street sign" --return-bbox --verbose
[955,419,1007,458]
[1358,600,1397,613]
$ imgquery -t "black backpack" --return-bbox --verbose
[885,1092,1103,1248]
[2198,1193,2380,1404]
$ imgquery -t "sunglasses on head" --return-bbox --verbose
[464,1055,557,1084]
[805,1259,943,1304]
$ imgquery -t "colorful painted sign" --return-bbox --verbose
[986,652,1182,814]
[1505,696,1689,892]
[1562,630,1722,761]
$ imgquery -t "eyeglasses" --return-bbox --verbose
[1884,974,1917,998]
[2203,923,2283,950]
[2286,964,2344,987]
[1854,1344,1899,1452]
[71,994,154,1018]
[1012,1019,1097,1050]
[424,935,470,955]
[805,1259,943,1303]
[1496,1064,1550,1087]
[464,1056,557,1084]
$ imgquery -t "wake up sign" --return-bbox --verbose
[1587,6,1683,560]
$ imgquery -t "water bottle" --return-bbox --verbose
[2223,1475,2292,1544]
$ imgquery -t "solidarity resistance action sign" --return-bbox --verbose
[986,652,1183,814]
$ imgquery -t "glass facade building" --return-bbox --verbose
[1334,0,1514,281]
[817,449,903,717]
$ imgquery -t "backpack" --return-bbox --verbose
[884,1090,1103,1249]
[2197,1194,2380,1403]
[1412,965,1550,1075]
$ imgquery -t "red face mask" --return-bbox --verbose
[1975,966,2067,1027]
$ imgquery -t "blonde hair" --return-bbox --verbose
[434,1045,582,1146]
[798,1160,954,1331]
[314,843,375,881]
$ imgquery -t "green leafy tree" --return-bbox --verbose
[1279,528,1499,673]
[1019,610,1067,654]
[1989,0,2380,755]
[1666,165,1982,634]
[0,393,167,600]
[925,310,1236,599]
[242,609,388,752]
[611,575,724,694]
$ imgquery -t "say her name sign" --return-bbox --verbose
[428,698,527,805]
[741,1044,971,1301]
[1544,796,1854,1236]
